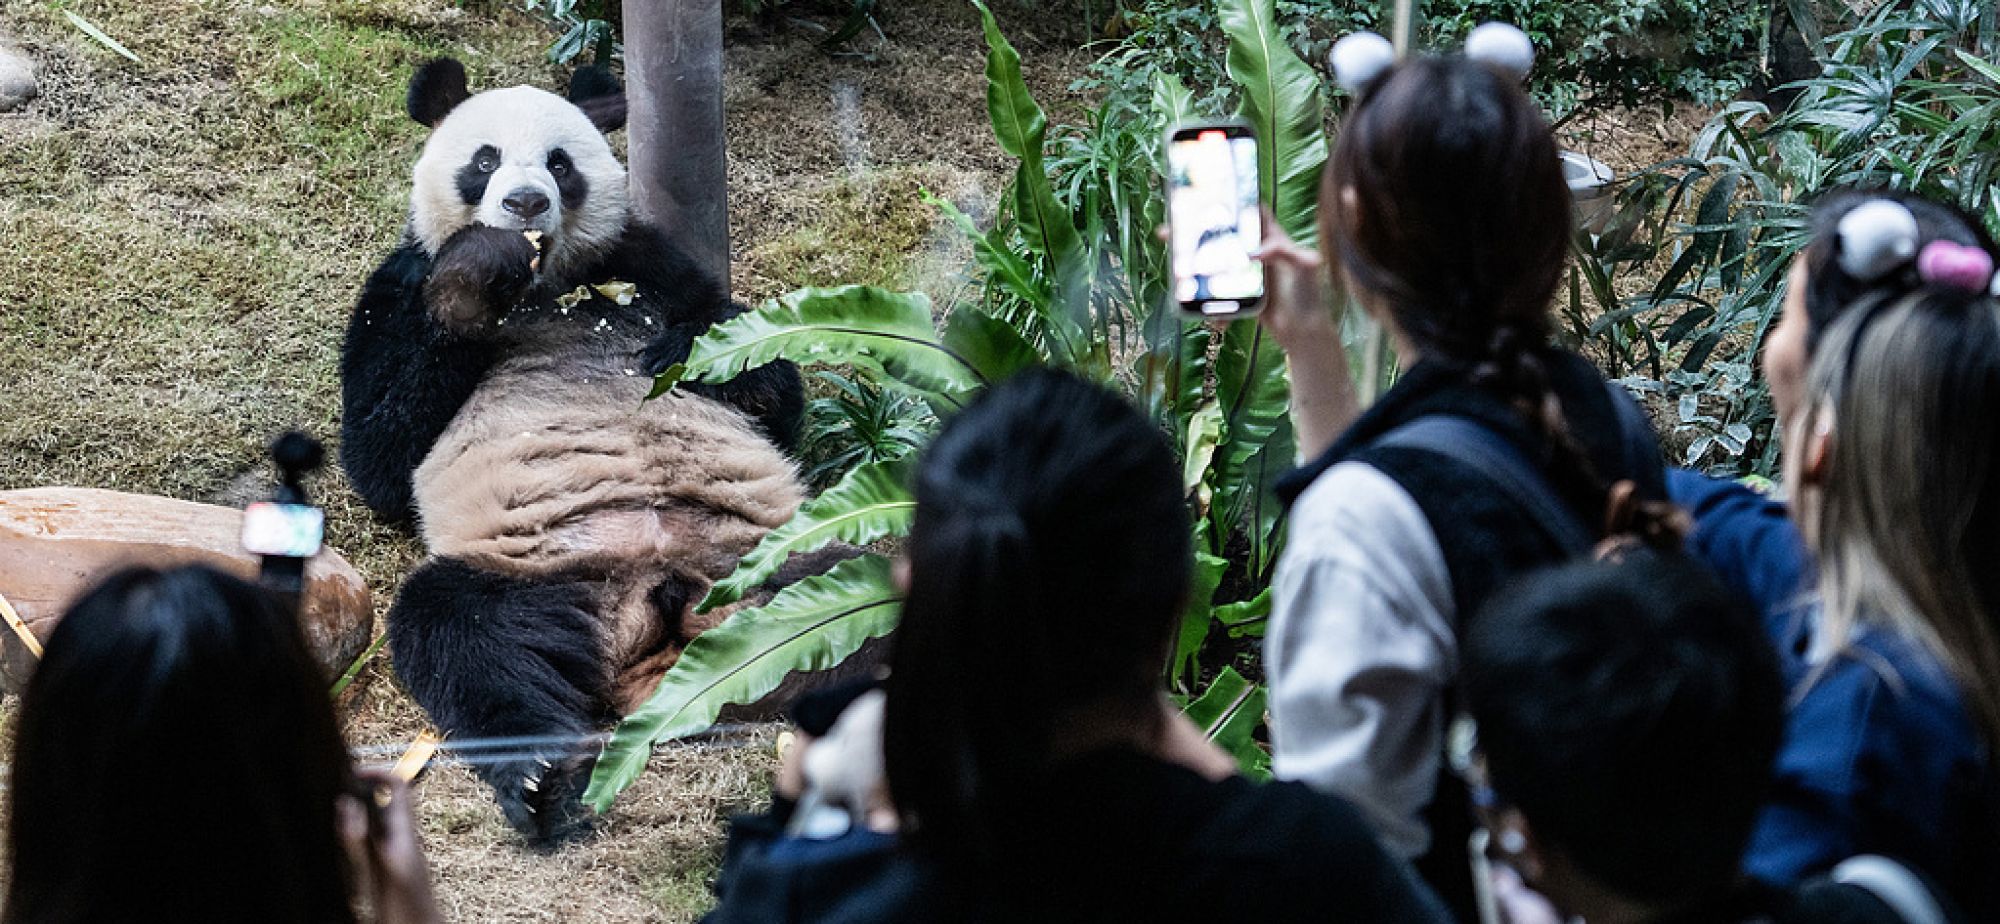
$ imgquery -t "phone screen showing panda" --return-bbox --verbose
[1167,125,1264,317]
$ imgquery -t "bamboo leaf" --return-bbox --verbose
[697,460,916,613]
[586,555,903,811]
[1219,0,1327,245]
[1956,49,2000,87]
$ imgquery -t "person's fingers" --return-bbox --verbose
[1155,223,1169,243]
[336,793,369,850]
[1254,238,1322,268]
[1259,205,1290,244]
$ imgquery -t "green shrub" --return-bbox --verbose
[1080,0,1762,124]
[1584,0,2000,474]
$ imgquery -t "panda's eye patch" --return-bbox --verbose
[474,145,501,174]
[546,149,572,178]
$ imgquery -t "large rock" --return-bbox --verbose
[0,39,35,113]
[0,487,372,693]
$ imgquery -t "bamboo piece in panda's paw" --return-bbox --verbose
[523,230,544,273]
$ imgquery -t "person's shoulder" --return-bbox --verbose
[1284,462,1433,557]
[1823,627,1973,728]
[1205,778,1449,921]
[1202,773,1397,857]
[1790,624,1986,786]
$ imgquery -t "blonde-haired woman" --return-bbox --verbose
[1752,200,2000,919]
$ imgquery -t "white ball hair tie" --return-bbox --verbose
[1465,22,1534,81]
[1836,200,1921,282]
[1330,32,1395,94]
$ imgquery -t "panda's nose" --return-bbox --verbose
[502,189,551,219]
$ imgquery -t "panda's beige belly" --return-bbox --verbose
[411,348,804,707]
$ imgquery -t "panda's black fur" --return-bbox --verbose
[340,59,808,843]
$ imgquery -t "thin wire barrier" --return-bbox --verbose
[348,724,772,775]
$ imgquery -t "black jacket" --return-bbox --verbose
[704,748,1450,923]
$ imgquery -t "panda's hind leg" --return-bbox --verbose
[387,557,610,846]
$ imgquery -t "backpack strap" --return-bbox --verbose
[1374,415,1595,556]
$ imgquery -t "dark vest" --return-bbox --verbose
[1277,350,1669,921]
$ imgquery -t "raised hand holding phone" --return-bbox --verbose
[1254,212,1361,463]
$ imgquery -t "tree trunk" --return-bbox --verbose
[622,0,731,296]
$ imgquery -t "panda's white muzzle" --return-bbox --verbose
[478,165,561,235]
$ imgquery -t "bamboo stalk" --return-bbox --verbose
[1391,0,1416,55]
[391,730,443,784]
[0,590,43,659]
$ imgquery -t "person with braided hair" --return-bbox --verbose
[1254,30,1685,919]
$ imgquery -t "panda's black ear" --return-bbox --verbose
[567,66,627,133]
[408,58,472,128]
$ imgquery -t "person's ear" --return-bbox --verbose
[892,557,912,594]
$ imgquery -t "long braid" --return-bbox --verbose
[1469,324,1687,552]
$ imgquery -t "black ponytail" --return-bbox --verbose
[884,368,1190,870]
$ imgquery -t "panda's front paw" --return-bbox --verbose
[425,224,538,335]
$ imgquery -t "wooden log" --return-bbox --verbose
[0,487,372,693]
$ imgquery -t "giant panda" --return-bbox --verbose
[340,58,812,843]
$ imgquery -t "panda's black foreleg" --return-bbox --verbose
[387,557,610,846]
[340,235,525,522]
[640,322,805,450]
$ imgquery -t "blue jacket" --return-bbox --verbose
[1747,621,2000,922]
[1667,468,1814,677]
[1670,469,2000,919]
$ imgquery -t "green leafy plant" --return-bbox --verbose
[796,371,934,489]
[1082,0,1760,128]
[587,0,1328,810]
[522,0,619,65]
[1580,0,2000,475]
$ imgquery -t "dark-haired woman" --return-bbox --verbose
[4,565,439,924]
[1256,49,1683,916]
[705,368,1448,923]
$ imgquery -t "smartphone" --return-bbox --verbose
[240,501,325,559]
[1166,122,1264,317]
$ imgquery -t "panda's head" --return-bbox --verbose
[404,58,629,279]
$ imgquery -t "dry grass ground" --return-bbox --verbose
[0,0,1085,918]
